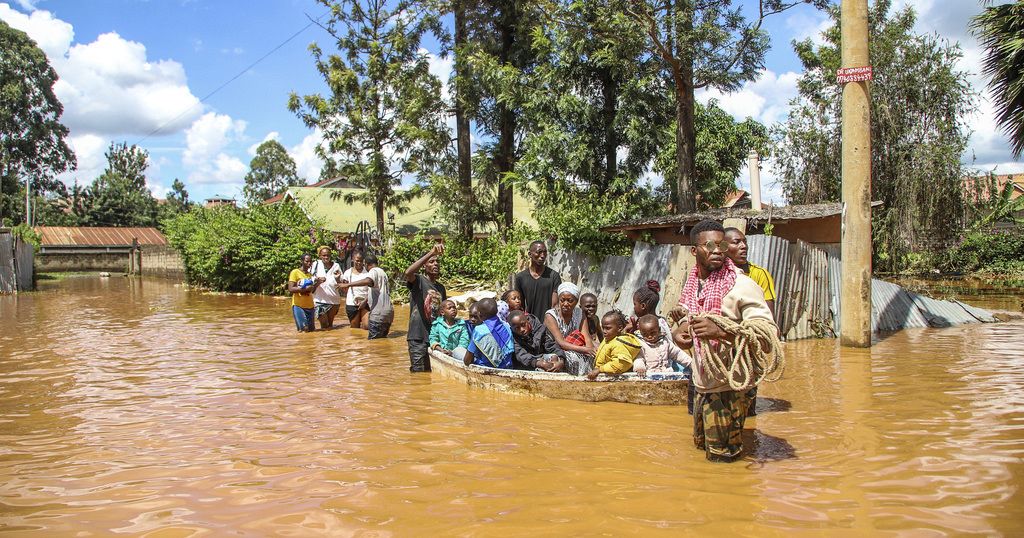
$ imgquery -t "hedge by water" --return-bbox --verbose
[163,203,334,294]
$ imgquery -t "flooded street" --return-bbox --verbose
[2,276,1023,535]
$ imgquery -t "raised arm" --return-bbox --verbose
[404,244,443,283]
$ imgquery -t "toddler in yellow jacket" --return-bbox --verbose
[587,310,642,380]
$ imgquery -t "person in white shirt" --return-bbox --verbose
[341,250,370,329]
[311,246,343,329]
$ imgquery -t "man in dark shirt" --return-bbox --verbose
[404,244,446,372]
[507,309,565,372]
[514,240,562,319]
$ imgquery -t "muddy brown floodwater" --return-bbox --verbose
[2,275,1023,536]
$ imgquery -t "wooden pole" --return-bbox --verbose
[840,0,872,347]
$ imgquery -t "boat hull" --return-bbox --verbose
[429,350,689,405]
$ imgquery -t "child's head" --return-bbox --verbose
[440,299,457,320]
[507,310,531,337]
[501,289,523,311]
[601,310,627,340]
[580,293,598,317]
[632,280,661,317]
[638,314,662,344]
[468,302,482,325]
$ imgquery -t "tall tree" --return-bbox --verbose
[289,0,450,234]
[0,20,76,225]
[971,0,1024,158]
[773,1,974,271]
[242,139,304,205]
[452,0,476,239]
[85,143,159,227]
[620,0,825,212]
[516,0,668,196]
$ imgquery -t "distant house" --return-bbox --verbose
[263,177,360,205]
[602,202,882,246]
[204,195,236,208]
[278,185,538,236]
[964,173,1024,201]
[34,226,168,272]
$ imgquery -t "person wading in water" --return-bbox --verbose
[671,219,778,463]
[404,244,446,372]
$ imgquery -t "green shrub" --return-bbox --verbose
[941,225,1024,275]
[163,204,334,293]
[10,223,41,252]
[533,188,656,261]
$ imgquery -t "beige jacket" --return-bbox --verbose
[688,274,776,394]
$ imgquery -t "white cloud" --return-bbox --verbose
[697,69,800,126]
[183,112,248,184]
[58,133,108,185]
[248,131,280,156]
[785,10,831,47]
[289,130,325,183]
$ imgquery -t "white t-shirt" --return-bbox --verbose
[342,266,370,305]
[311,259,342,305]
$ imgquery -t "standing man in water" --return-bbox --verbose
[339,253,394,339]
[723,226,779,418]
[723,227,777,320]
[404,244,447,372]
[514,240,562,320]
[672,219,776,463]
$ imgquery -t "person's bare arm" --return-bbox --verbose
[766,299,776,320]
[404,244,443,283]
[578,317,595,350]
[544,314,594,356]
[339,276,373,291]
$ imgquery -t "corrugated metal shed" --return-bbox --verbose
[779,240,834,340]
[609,243,673,314]
[871,279,930,332]
[0,233,15,293]
[746,234,792,324]
[35,227,167,247]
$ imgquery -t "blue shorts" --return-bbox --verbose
[292,305,315,332]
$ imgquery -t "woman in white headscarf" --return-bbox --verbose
[543,282,596,375]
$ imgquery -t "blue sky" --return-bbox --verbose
[2,0,1020,205]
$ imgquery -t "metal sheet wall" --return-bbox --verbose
[13,238,33,291]
[0,234,14,294]
[746,234,792,328]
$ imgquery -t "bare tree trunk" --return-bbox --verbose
[454,0,474,239]
[600,68,618,194]
[495,0,516,235]
[375,195,385,237]
[674,2,697,213]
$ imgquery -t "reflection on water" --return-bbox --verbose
[1,276,1023,535]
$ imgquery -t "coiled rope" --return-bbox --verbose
[690,315,785,391]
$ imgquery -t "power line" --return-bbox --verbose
[134,9,330,146]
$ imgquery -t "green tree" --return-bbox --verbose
[85,143,159,227]
[971,0,1024,158]
[656,100,770,207]
[515,0,668,197]
[620,0,825,212]
[0,20,76,225]
[242,139,304,205]
[773,1,975,271]
[289,0,451,235]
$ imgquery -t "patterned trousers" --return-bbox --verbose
[693,389,752,463]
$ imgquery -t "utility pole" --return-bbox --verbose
[24,175,31,226]
[839,0,872,347]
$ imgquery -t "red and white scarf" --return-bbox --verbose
[679,257,738,316]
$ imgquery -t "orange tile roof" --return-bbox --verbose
[35,226,168,246]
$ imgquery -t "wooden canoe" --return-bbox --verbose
[428,350,689,405]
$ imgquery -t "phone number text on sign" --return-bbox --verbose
[836,66,873,84]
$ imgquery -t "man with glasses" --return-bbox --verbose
[670,219,776,463]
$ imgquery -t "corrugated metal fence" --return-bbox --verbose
[549,236,994,341]
[0,231,34,293]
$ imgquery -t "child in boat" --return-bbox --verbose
[429,299,470,359]
[627,280,672,337]
[580,292,603,342]
[632,314,691,377]
[463,298,515,369]
[502,289,524,313]
[587,310,642,380]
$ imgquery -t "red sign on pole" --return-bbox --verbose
[836,66,873,84]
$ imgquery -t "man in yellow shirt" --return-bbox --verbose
[287,253,324,332]
[723,227,777,320]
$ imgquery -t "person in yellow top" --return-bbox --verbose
[287,253,325,332]
[723,227,777,319]
[587,310,643,380]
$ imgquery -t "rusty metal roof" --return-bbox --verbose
[35,227,168,247]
